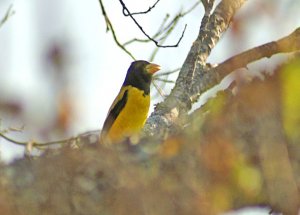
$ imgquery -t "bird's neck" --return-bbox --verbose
[123,75,151,95]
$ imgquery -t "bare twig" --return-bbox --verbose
[126,1,200,46]
[159,1,200,38]
[150,2,200,60]
[123,13,170,46]
[152,80,167,98]
[98,0,136,60]
[151,68,180,99]
[0,5,15,29]
[153,77,175,83]
[154,67,181,77]
[0,133,26,146]
[119,0,187,48]
[123,0,161,16]
[148,11,183,61]
[0,125,25,134]
[0,130,99,148]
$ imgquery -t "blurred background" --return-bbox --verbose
[1,1,300,214]
[0,0,299,165]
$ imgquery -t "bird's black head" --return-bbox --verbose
[123,60,160,95]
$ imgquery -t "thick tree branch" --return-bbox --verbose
[145,1,300,140]
[144,0,247,138]
[201,0,215,14]
[213,27,300,79]
[189,26,300,102]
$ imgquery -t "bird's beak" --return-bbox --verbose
[146,63,161,74]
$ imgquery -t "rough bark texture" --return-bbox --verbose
[144,1,300,141]
[144,0,247,138]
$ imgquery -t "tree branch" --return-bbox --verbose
[98,0,136,60]
[123,2,200,49]
[119,0,187,48]
[144,0,247,138]
[0,130,99,149]
[213,27,300,80]
[188,27,300,103]
[0,5,14,29]
[123,0,161,16]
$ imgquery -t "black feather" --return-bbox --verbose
[102,90,128,133]
[123,60,152,95]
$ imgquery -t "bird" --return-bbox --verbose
[100,60,161,144]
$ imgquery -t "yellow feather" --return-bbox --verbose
[102,86,150,144]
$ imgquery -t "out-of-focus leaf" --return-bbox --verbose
[281,58,300,143]
[159,136,184,158]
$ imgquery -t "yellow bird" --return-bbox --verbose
[100,60,161,144]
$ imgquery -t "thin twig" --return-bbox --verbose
[0,5,15,29]
[123,38,150,46]
[119,0,187,48]
[149,12,181,60]
[151,68,180,99]
[123,13,170,46]
[0,132,27,146]
[151,2,200,60]
[153,77,175,83]
[156,1,200,40]
[98,0,135,60]
[156,1,199,46]
[155,67,181,76]
[151,68,180,98]
[0,130,100,148]
[123,1,200,61]
[123,2,200,50]
[123,0,161,16]
[152,80,167,98]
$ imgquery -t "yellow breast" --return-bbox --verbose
[105,86,150,143]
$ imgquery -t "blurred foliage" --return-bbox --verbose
[281,58,300,144]
[1,57,300,214]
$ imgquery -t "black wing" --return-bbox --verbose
[101,89,128,135]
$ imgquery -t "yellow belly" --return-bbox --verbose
[106,86,150,143]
